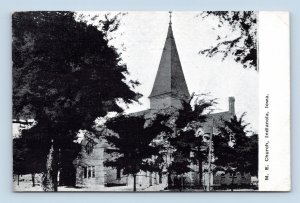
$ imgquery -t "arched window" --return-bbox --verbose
[85,137,96,154]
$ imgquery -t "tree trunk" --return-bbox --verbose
[133,174,137,192]
[17,174,20,186]
[167,173,171,189]
[180,175,184,192]
[159,171,162,184]
[198,159,202,188]
[31,173,35,187]
[42,141,59,192]
[231,172,235,192]
[149,172,152,186]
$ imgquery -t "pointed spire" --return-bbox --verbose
[149,12,190,109]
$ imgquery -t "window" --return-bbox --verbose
[83,166,87,178]
[85,138,96,154]
[196,128,204,137]
[92,166,95,178]
[116,168,121,179]
[82,166,96,179]
[88,167,91,178]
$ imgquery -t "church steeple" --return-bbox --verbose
[149,12,190,110]
[169,11,172,25]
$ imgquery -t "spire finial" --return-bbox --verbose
[169,11,172,25]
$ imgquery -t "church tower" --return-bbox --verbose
[149,12,190,110]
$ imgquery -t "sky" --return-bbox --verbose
[78,11,259,132]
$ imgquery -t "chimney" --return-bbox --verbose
[229,97,235,114]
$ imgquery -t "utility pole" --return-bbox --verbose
[207,118,214,191]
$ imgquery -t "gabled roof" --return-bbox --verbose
[149,23,190,99]
[201,111,234,134]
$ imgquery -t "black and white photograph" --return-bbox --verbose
[12,11,274,192]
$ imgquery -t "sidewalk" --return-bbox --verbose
[14,181,167,192]
[141,183,167,191]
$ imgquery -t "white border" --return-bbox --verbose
[258,11,291,191]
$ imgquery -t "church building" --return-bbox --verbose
[74,13,236,190]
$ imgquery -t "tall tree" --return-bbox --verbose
[12,11,140,191]
[168,130,195,191]
[213,114,258,191]
[104,114,172,191]
[168,95,215,189]
[199,11,257,70]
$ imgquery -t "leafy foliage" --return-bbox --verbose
[176,95,216,129]
[199,11,257,70]
[168,96,215,186]
[104,114,172,174]
[168,130,198,175]
[104,114,172,190]
[213,114,258,176]
[13,11,140,125]
[12,11,140,190]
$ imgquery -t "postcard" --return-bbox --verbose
[12,11,290,192]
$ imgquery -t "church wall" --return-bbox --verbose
[188,164,201,186]
[212,172,252,186]
[104,167,128,186]
[150,95,184,110]
[75,143,105,187]
[150,96,172,109]
[75,137,163,189]
[134,171,160,189]
[171,97,183,109]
